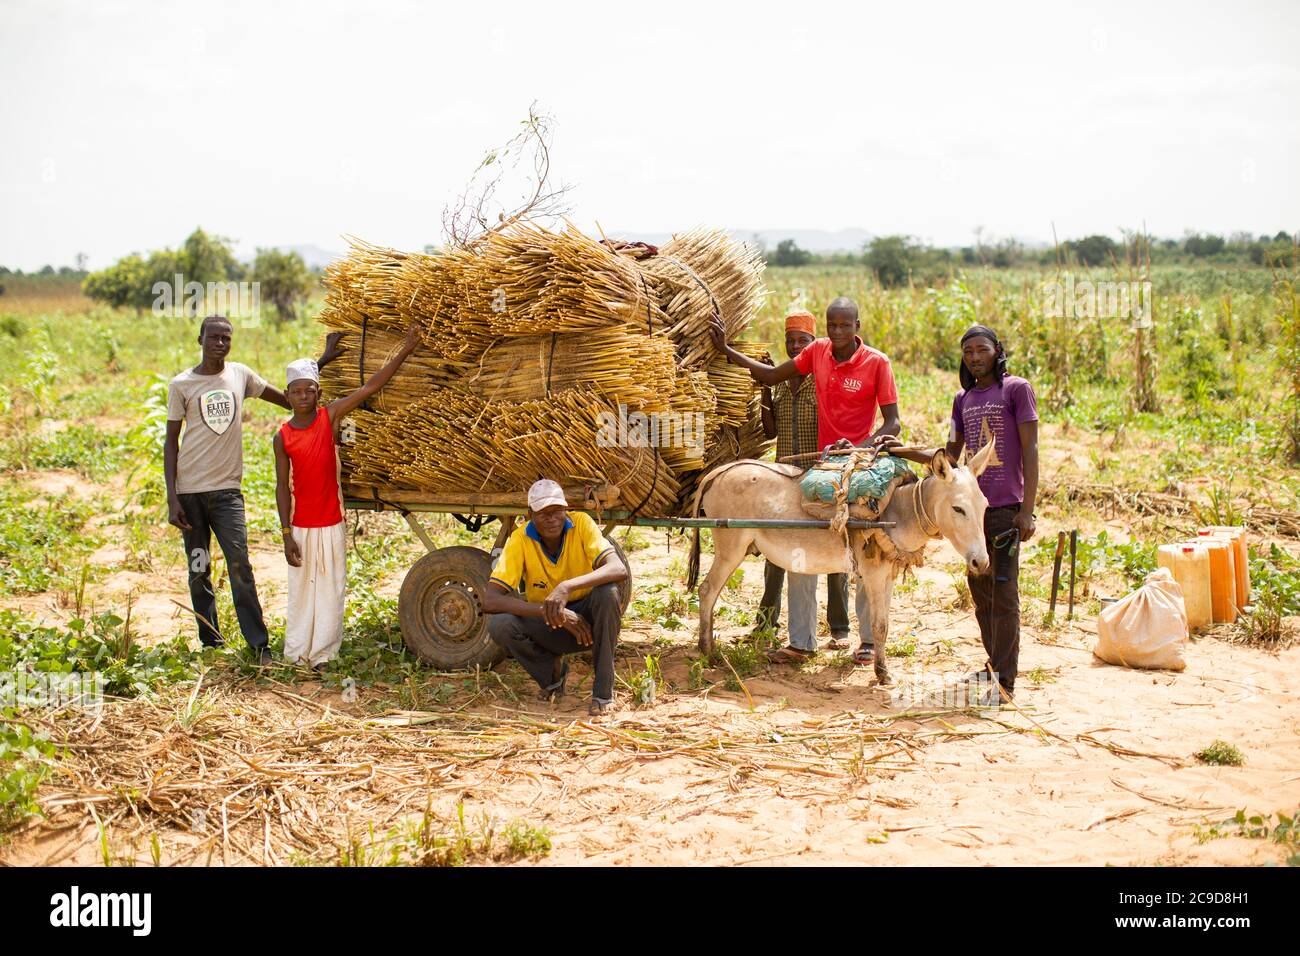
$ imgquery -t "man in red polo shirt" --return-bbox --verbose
[708,298,901,665]
[710,297,900,449]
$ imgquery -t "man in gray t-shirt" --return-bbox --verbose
[167,361,268,494]
[165,315,341,661]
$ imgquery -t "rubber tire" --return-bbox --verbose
[398,546,505,670]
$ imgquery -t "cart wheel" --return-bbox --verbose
[398,546,505,670]
[610,537,633,615]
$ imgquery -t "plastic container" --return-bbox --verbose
[1156,543,1213,632]
[1192,537,1237,623]
[1200,526,1249,609]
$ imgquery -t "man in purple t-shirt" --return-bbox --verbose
[880,325,1038,702]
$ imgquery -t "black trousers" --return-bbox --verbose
[968,504,1020,691]
[487,583,621,704]
[756,561,850,635]
[178,489,269,650]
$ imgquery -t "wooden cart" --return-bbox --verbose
[344,482,893,670]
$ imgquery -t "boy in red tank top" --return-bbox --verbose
[273,325,421,667]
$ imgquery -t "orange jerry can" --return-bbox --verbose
[1193,536,1237,623]
[1200,526,1249,610]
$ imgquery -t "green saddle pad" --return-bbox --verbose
[799,454,915,505]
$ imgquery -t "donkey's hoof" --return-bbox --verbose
[874,666,894,687]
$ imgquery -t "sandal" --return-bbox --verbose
[765,645,815,664]
[852,644,876,666]
[825,633,850,651]
[588,700,615,717]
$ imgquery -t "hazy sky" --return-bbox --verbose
[2,0,1298,269]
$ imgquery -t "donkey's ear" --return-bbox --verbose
[957,443,969,466]
[930,448,955,482]
[968,439,996,478]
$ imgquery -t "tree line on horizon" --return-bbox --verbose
[764,230,1299,287]
[4,227,1297,300]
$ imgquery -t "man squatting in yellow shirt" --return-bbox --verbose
[484,479,630,717]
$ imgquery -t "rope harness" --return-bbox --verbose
[912,475,941,537]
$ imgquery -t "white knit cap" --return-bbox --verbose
[286,358,319,387]
[527,479,568,511]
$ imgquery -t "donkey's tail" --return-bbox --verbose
[689,528,707,591]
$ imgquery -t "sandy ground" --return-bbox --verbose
[3,502,1298,867]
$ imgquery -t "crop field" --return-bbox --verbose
[0,264,1297,867]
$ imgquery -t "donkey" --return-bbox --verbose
[691,443,995,684]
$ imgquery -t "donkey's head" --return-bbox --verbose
[925,442,994,576]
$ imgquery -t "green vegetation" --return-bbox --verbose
[0,609,201,698]
[1194,740,1245,767]
[620,654,661,707]
[0,483,101,595]
[1193,809,1299,865]
[1026,530,1157,597]
[1231,544,1300,646]
[886,632,917,657]
[630,582,696,630]
[333,802,550,866]
[0,716,55,832]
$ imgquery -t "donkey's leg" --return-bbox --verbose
[858,560,898,685]
[698,529,753,657]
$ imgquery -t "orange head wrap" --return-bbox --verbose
[784,309,816,336]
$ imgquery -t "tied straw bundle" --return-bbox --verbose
[453,223,668,337]
[345,386,680,515]
[642,227,767,369]
[708,341,770,427]
[657,369,717,474]
[465,329,676,410]
[319,327,460,414]
[322,238,410,334]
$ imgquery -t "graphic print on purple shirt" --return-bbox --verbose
[950,375,1039,508]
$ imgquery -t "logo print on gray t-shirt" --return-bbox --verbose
[200,389,235,435]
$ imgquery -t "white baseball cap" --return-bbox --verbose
[527,479,568,512]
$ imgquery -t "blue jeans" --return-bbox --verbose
[756,560,850,635]
[178,489,269,650]
[786,572,872,652]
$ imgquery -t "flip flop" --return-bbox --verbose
[852,644,876,666]
[825,634,850,651]
[765,645,815,664]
